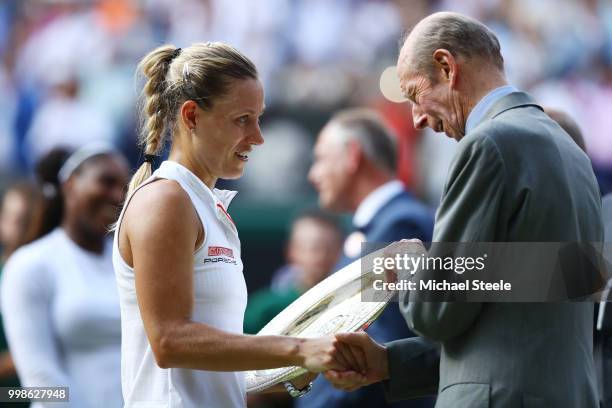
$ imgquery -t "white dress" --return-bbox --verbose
[113,161,248,408]
[0,228,123,408]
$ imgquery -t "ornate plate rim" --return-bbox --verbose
[246,251,393,392]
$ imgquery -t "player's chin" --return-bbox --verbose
[223,167,246,180]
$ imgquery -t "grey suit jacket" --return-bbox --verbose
[384,92,603,407]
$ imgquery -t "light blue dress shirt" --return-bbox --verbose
[465,85,518,134]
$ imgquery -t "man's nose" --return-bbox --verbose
[412,105,428,130]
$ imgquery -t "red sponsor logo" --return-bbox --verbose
[208,246,234,258]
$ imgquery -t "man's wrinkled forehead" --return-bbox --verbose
[397,33,417,78]
[396,48,415,93]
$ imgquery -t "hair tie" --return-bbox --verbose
[143,154,159,164]
[171,47,182,61]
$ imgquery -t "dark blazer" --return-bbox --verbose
[297,189,436,408]
[384,92,603,407]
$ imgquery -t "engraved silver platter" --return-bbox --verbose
[245,250,393,393]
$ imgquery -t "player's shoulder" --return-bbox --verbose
[127,179,193,217]
[122,179,199,235]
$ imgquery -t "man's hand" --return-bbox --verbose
[323,332,388,392]
[298,335,363,372]
[383,239,427,284]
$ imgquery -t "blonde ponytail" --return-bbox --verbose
[126,45,179,196]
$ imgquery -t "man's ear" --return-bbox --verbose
[432,49,459,87]
[180,100,200,132]
[345,139,363,175]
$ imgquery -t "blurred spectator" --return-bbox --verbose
[0,65,17,173]
[533,78,612,167]
[29,148,72,241]
[0,145,129,408]
[304,108,435,408]
[0,169,70,391]
[13,2,113,91]
[545,107,587,152]
[0,181,41,390]
[245,210,342,408]
[244,210,343,335]
[0,182,40,263]
[24,77,115,167]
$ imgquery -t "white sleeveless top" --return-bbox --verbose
[113,161,248,408]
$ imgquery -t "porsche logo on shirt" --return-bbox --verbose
[205,246,237,265]
[208,246,234,258]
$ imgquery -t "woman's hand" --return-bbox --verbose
[297,335,366,373]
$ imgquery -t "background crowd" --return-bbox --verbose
[0,0,611,407]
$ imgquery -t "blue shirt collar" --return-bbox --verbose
[465,85,518,134]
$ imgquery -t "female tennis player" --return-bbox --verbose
[2,145,129,407]
[113,43,360,407]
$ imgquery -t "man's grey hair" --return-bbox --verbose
[327,108,398,174]
[407,12,504,78]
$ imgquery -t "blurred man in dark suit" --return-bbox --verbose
[300,108,436,408]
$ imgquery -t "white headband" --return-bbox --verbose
[58,143,117,183]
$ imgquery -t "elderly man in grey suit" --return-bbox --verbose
[324,11,604,408]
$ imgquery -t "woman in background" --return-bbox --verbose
[0,181,42,390]
[0,150,74,390]
[1,145,129,407]
[0,182,40,263]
